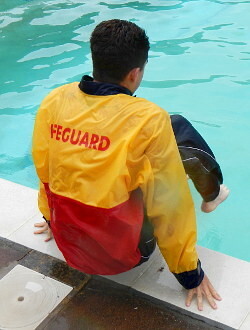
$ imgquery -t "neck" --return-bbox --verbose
[79,75,133,96]
[119,81,134,94]
[93,79,133,94]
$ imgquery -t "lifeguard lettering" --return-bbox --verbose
[50,124,110,151]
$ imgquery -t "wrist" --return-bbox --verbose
[173,260,204,289]
[43,216,51,228]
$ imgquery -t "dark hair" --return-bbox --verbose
[90,19,150,84]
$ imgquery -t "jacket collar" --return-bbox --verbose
[79,75,132,96]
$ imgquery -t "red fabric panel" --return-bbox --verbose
[44,184,143,275]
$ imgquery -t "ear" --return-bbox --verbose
[128,67,141,82]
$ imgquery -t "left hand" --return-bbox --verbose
[34,222,53,242]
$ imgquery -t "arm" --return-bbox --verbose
[32,93,52,239]
[141,110,220,308]
[142,110,201,284]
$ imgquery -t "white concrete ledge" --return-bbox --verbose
[1,178,250,329]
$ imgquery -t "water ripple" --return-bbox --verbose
[203,23,233,30]
[30,8,99,26]
[99,1,183,11]
[191,120,221,128]
[207,0,250,4]
[142,75,228,88]
[18,43,81,62]
[150,31,246,57]
[233,79,250,85]
[0,16,22,29]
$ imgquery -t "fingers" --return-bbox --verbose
[44,235,53,242]
[34,221,51,242]
[207,280,222,301]
[34,222,47,228]
[186,288,203,311]
[34,223,48,234]
[186,289,195,307]
[197,287,203,311]
[44,229,53,242]
[34,228,47,234]
[33,220,53,243]
[186,276,222,311]
[203,286,217,309]
[201,276,222,310]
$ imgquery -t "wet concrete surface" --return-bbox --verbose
[18,248,90,289]
[40,277,219,330]
[0,237,31,278]
[0,237,220,330]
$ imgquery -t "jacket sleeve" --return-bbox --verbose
[142,110,204,289]
[32,95,51,221]
[38,180,50,221]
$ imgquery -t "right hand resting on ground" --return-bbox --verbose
[34,221,53,242]
[186,274,222,311]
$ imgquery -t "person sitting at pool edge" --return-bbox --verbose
[32,19,229,311]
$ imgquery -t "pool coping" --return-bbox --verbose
[1,178,250,330]
[0,236,218,330]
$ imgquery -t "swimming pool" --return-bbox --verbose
[1,0,250,262]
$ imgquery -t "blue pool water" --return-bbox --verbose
[1,0,250,261]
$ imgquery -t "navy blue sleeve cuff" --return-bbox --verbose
[173,259,204,289]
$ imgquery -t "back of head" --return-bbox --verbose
[90,19,150,84]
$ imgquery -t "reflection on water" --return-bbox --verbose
[191,120,221,128]
[142,74,228,88]
[1,0,250,261]
[99,1,184,11]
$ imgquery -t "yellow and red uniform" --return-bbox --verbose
[32,76,204,288]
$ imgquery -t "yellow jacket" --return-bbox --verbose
[32,77,203,287]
